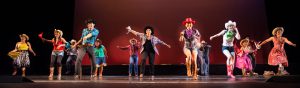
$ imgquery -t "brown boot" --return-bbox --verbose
[186,61,191,77]
[49,67,54,80]
[57,67,62,80]
[21,67,26,77]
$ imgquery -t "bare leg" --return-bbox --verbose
[183,48,192,77]
[223,50,235,78]
[191,50,198,80]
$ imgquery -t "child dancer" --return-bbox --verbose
[10,34,36,77]
[94,39,108,78]
[117,38,140,77]
[210,20,241,78]
[39,29,67,80]
[65,39,77,75]
[236,38,257,77]
[258,27,296,76]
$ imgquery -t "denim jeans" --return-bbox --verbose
[129,55,138,75]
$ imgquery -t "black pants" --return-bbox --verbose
[75,46,96,76]
[66,55,77,73]
[248,53,256,71]
[140,51,155,75]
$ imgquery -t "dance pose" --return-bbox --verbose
[39,29,67,80]
[117,38,140,77]
[258,27,296,76]
[236,38,257,77]
[65,39,78,75]
[126,26,171,78]
[210,20,240,78]
[179,18,201,79]
[94,39,108,78]
[10,34,36,77]
[197,41,211,76]
[73,19,99,79]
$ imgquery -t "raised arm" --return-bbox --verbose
[284,37,296,47]
[38,32,53,43]
[210,30,226,40]
[126,26,143,37]
[234,28,241,40]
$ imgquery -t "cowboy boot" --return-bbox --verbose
[57,67,62,80]
[227,65,235,78]
[21,67,26,77]
[49,67,54,80]
[186,61,191,77]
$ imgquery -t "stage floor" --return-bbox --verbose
[1,75,300,88]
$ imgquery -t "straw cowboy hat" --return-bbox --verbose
[225,20,236,29]
[19,34,29,40]
[182,18,196,25]
[54,29,63,37]
[272,27,284,35]
[240,38,250,47]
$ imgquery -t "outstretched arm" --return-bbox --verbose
[117,45,130,50]
[284,37,296,47]
[258,37,273,48]
[210,30,226,40]
[156,37,171,48]
[126,26,143,37]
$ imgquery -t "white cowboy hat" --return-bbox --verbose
[225,20,236,29]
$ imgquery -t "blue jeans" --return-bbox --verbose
[129,55,138,75]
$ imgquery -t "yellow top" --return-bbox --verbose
[18,42,29,50]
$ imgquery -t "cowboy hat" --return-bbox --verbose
[182,18,196,25]
[19,34,29,40]
[272,27,284,35]
[225,20,236,29]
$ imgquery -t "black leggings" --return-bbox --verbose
[50,55,63,67]
[140,51,155,75]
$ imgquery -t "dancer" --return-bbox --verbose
[73,19,99,79]
[117,38,140,77]
[10,34,36,77]
[235,38,256,77]
[126,26,171,78]
[179,18,201,79]
[94,39,108,78]
[210,20,240,78]
[39,29,67,80]
[258,27,296,76]
[65,39,78,75]
[197,41,211,76]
